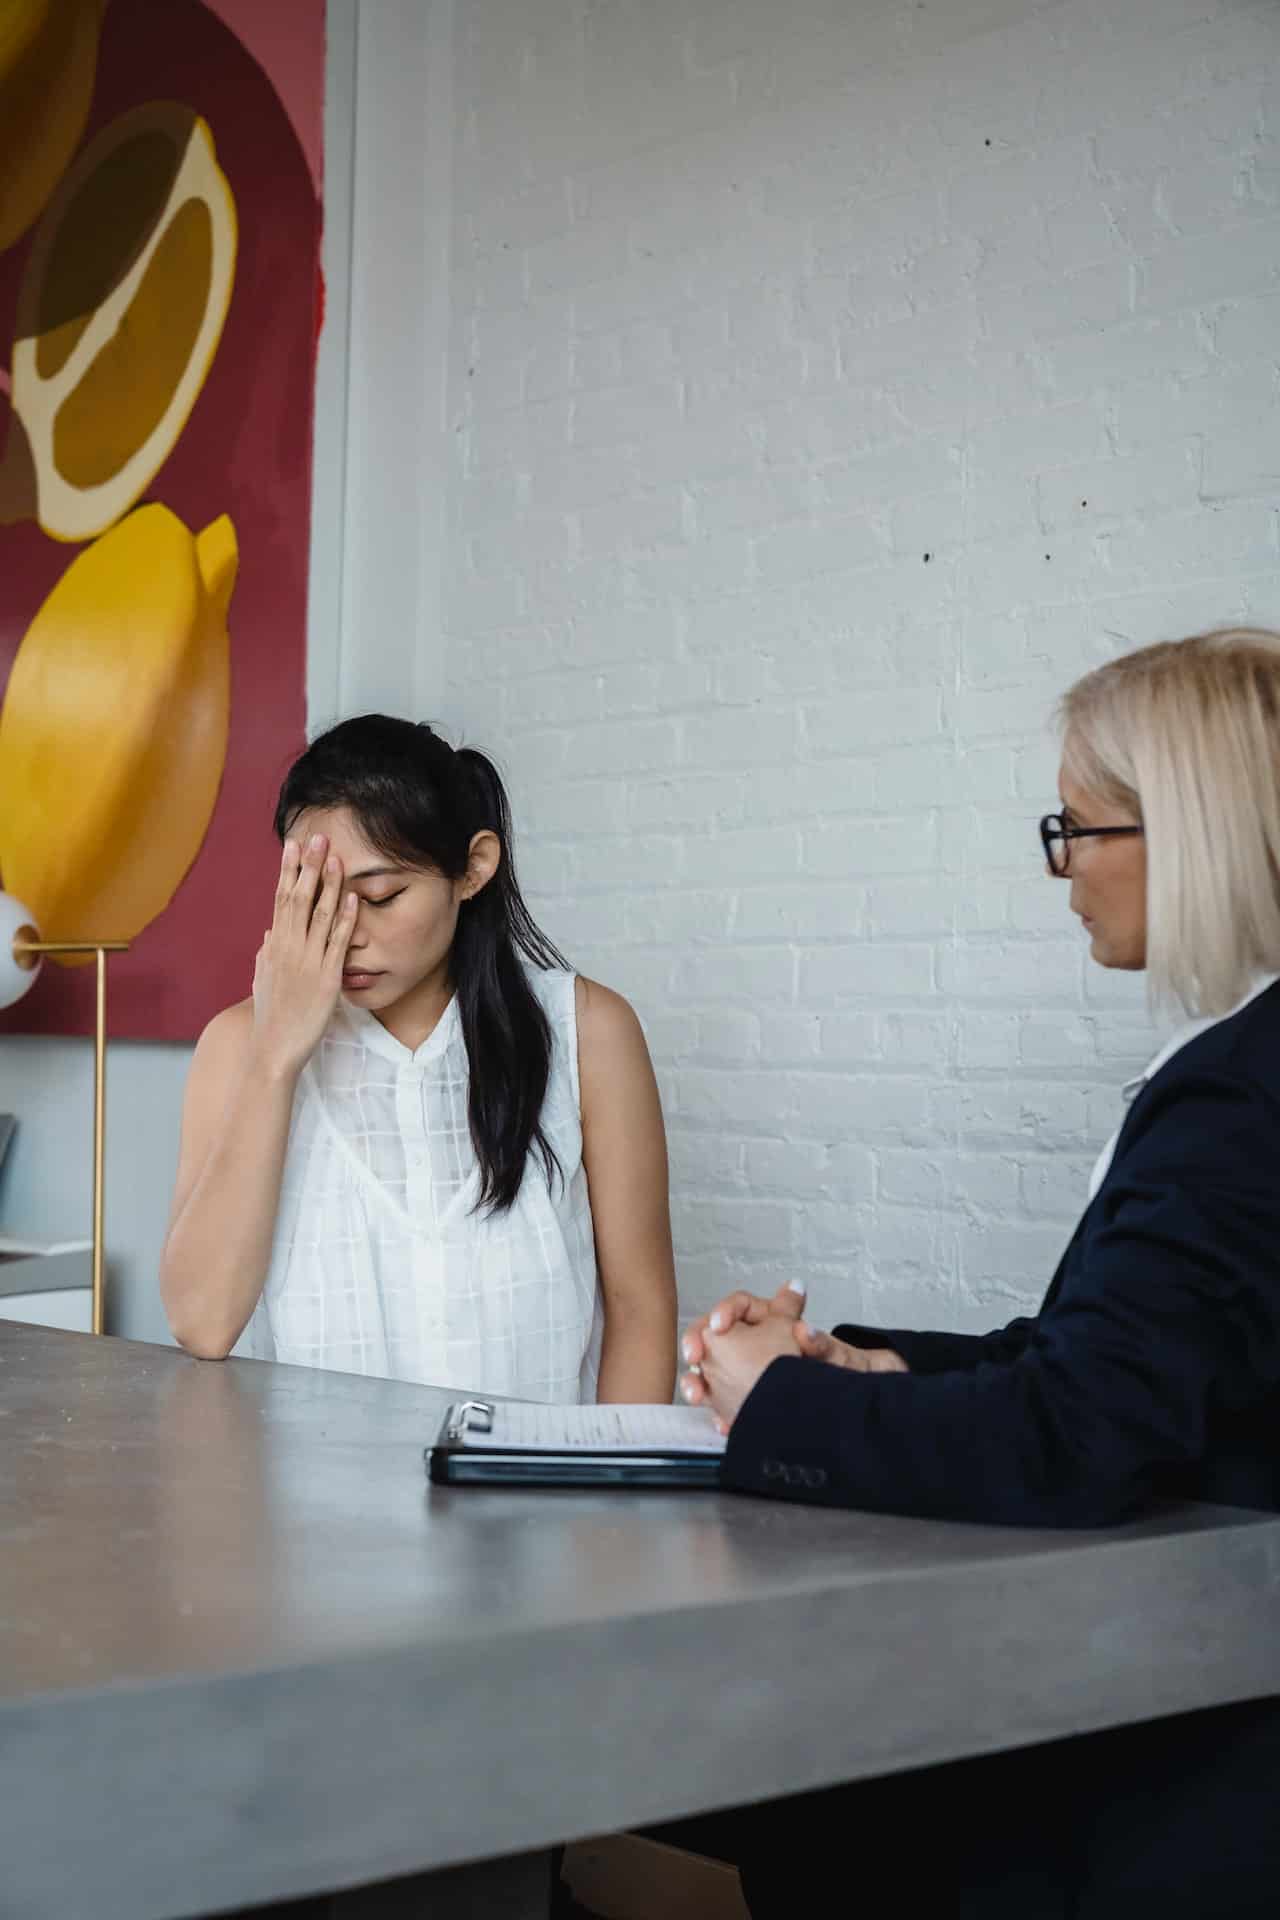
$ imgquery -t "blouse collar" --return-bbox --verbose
[339,991,459,1068]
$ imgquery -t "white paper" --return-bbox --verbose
[457,1400,726,1455]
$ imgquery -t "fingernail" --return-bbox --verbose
[284,838,297,857]
[709,1311,725,1332]
[787,1279,806,1297]
[309,834,324,851]
[680,1338,693,1363]
[325,856,338,873]
[347,892,357,909]
[680,1376,696,1402]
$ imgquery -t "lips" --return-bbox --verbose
[342,969,382,988]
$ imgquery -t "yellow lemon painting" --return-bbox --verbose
[3,100,238,542]
[0,0,107,257]
[0,0,322,1041]
[0,505,237,957]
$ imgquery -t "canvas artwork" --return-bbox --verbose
[0,0,324,1041]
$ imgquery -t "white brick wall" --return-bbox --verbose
[441,0,1280,1336]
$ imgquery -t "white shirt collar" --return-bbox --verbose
[338,992,459,1067]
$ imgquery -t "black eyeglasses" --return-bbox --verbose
[1039,813,1144,877]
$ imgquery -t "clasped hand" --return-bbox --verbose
[679,1285,906,1433]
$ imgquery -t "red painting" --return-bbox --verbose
[0,0,324,1041]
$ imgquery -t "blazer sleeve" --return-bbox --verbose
[832,1320,1039,1375]
[724,1066,1280,1527]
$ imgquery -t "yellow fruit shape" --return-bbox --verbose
[3,99,238,542]
[0,503,237,962]
[0,0,105,256]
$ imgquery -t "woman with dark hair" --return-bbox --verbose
[161,715,676,1404]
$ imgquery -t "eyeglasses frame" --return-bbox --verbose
[1039,813,1144,877]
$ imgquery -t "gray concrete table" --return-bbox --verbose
[3,1324,1280,1920]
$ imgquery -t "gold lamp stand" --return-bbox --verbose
[11,931,130,1336]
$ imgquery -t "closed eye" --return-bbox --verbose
[364,889,406,909]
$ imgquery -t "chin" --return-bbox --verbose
[1088,936,1143,972]
[343,975,395,1001]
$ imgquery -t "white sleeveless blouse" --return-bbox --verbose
[238,966,603,1401]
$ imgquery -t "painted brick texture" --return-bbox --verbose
[441,0,1280,1334]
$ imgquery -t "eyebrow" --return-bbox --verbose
[347,866,406,883]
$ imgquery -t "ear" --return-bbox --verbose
[459,829,501,902]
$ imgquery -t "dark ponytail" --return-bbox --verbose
[274,715,569,1212]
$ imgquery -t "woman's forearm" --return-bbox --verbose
[160,1052,299,1359]
[596,1296,678,1403]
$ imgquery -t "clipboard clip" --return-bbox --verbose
[446,1399,495,1442]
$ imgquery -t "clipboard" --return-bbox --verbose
[426,1397,725,1489]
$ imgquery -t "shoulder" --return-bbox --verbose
[1213,976,1280,1078]
[523,964,645,1047]
[175,1001,257,1152]
[1117,1054,1280,1191]
[574,977,655,1110]
[187,998,255,1089]
[574,975,647,1052]
[194,997,255,1059]
[573,979,663,1143]
[1146,980,1280,1114]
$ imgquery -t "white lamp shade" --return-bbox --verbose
[0,891,42,1010]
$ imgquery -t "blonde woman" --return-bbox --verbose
[679,630,1280,1918]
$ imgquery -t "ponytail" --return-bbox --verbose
[452,746,569,1209]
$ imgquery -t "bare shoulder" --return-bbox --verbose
[574,977,657,1106]
[189,998,255,1079]
[196,996,254,1050]
[574,978,665,1160]
[574,974,647,1050]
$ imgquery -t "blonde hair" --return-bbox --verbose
[1058,628,1280,1018]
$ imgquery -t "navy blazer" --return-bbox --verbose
[722,980,1280,1526]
